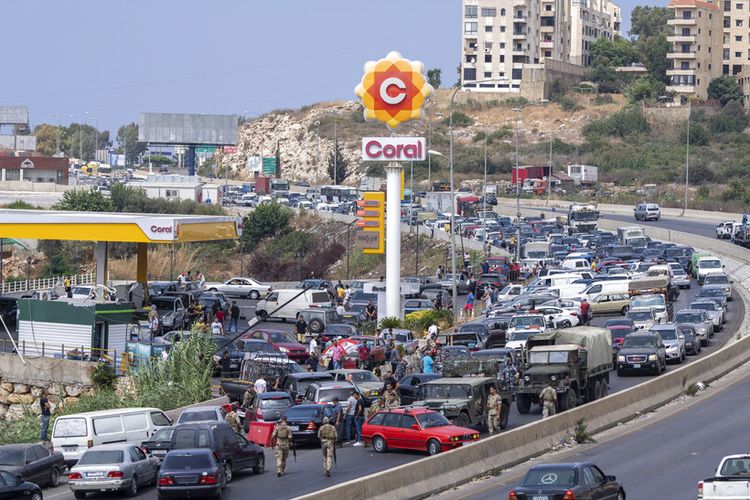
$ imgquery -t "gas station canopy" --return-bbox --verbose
[0,209,242,244]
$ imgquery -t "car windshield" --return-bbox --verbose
[627,311,653,321]
[699,289,724,298]
[675,312,703,323]
[152,298,175,311]
[529,351,569,364]
[266,331,297,343]
[691,302,716,312]
[653,328,676,340]
[605,319,632,328]
[719,458,750,476]
[393,333,411,342]
[260,398,292,409]
[631,295,665,308]
[162,453,212,470]
[622,336,657,348]
[348,372,379,383]
[699,260,722,269]
[178,410,218,423]
[509,331,535,341]
[0,449,24,465]
[317,388,353,402]
[421,384,472,399]
[522,468,577,487]
[704,274,729,285]
[152,428,174,441]
[78,450,124,465]
[416,412,451,429]
[677,326,696,337]
[509,316,545,328]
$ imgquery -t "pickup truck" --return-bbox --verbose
[698,454,750,499]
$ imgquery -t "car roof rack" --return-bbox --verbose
[442,358,504,378]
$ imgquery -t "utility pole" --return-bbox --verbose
[513,108,521,262]
[548,135,553,197]
[683,101,691,216]
[409,161,414,235]
[483,131,488,250]
[427,111,432,188]
[333,114,338,185]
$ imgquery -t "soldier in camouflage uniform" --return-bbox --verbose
[242,386,256,409]
[318,416,337,476]
[539,382,558,418]
[383,383,400,409]
[486,386,502,434]
[271,415,293,477]
[224,404,242,433]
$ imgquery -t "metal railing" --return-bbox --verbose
[0,272,95,295]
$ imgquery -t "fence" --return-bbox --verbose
[0,272,94,295]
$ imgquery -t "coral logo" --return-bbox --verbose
[150,225,172,233]
[354,51,433,130]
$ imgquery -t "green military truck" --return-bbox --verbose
[515,326,613,414]
[413,359,513,430]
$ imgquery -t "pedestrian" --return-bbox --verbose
[383,383,400,409]
[217,350,232,377]
[317,417,337,477]
[357,341,370,370]
[580,298,591,326]
[486,386,502,434]
[215,303,225,324]
[148,305,160,340]
[197,272,206,289]
[161,345,170,361]
[353,391,365,446]
[336,282,345,304]
[225,403,242,433]
[326,397,344,443]
[422,351,434,374]
[364,300,377,322]
[308,336,318,357]
[444,293,454,311]
[254,375,267,394]
[229,301,240,333]
[211,300,220,321]
[433,292,443,310]
[242,385,256,409]
[394,353,407,383]
[436,265,445,280]
[345,391,357,442]
[272,415,293,477]
[464,290,475,317]
[539,381,558,418]
[388,341,398,373]
[64,276,72,298]
[343,285,352,308]
[307,351,319,372]
[481,260,490,274]
[39,392,51,442]
[331,339,345,370]
[211,317,224,335]
[336,302,346,317]
[295,314,307,344]
[502,357,518,389]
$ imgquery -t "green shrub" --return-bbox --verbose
[583,106,651,139]
[91,362,116,390]
[404,309,454,335]
[594,94,615,105]
[556,95,583,112]
[443,111,474,127]
[379,317,402,329]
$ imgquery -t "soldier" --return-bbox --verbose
[383,383,400,410]
[271,415,293,477]
[539,381,558,418]
[318,416,337,476]
[225,403,242,433]
[486,386,502,434]
[242,385,256,409]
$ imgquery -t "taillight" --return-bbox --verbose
[87,440,94,448]
[508,491,518,500]
[306,421,317,431]
[256,408,263,419]
[563,490,576,500]
[107,471,124,478]
[697,481,704,499]
[158,477,175,486]
[198,473,218,485]
[68,472,83,481]
[570,312,577,316]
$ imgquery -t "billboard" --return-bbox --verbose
[138,113,238,145]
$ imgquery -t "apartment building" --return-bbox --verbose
[666,0,723,99]
[461,0,620,92]
[721,0,750,75]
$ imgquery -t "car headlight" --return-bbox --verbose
[449,436,459,442]
[370,390,379,397]
[279,347,289,353]
[550,375,557,382]
[648,354,658,361]
[524,375,530,382]
[617,355,625,362]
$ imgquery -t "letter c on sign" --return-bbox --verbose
[379,77,407,105]
[365,140,382,158]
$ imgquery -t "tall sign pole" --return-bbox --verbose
[355,51,433,319]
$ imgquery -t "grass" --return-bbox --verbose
[572,418,596,444]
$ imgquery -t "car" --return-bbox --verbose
[504,314,546,351]
[386,328,419,353]
[626,307,657,331]
[604,318,635,330]
[397,373,444,405]
[156,449,226,499]
[278,372,334,404]
[649,324,685,364]
[535,305,580,328]
[362,408,479,455]
[690,299,725,329]
[203,277,271,300]
[296,279,333,291]
[439,330,486,352]
[475,273,507,291]
[235,338,279,357]
[695,256,724,285]
[150,296,188,333]
[715,221,736,239]
[176,406,226,425]
[302,381,361,413]
[674,309,713,346]
[199,292,230,317]
[697,285,729,311]
[404,299,434,315]
[628,294,669,324]
[438,273,470,294]
[68,444,159,498]
[634,202,661,221]
[589,293,631,316]
[677,324,702,355]
[140,427,174,463]
[415,376,512,429]
[297,308,344,335]
[703,272,733,301]
[0,443,65,488]
[330,369,383,405]
[0,470,43,500]
[671,267,691,289]
[244,329,308,362]
[242,392,293,429]
[170,423,264,482]
[616,331,667,376]
[509,462,626,500]
[281,404,328,445]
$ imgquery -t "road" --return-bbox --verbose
[0,192,62,208]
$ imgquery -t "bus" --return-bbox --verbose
[320,185,358,203]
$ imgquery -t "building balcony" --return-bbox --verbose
[541,40,555,48]
[668,18,697,25]
[667,52,696,59]
[513,16,528,23]
[540,25,555,32]
[667,35,696,42]
[667,68,696,75]
[666,84,696,93]
[512,49,527,56]
[513,32,527,39]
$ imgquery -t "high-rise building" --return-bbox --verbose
[666,0,723,98]
[461,0,620,93]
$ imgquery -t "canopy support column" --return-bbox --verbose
[136,243,148,283]
[95,241,108,286]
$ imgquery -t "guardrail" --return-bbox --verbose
[299,222,750,500]
[0,272,94,295]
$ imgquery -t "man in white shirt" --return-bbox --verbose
[255,376,267,394]
[427,324,439,338]
[309,337,318,356]
[336,303,346,316]
[345,391,358,442]
[211,319,223,336]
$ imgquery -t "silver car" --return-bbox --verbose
[203,277,272,299]
[703,273,733,301]
[670,266,691,289]
[650,324,685,364]
[690,300,725,331]
[674,309,713,346]
[68,444,159,498]
[176,406,226,425]
[626,307,657,331]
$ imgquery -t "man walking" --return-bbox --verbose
[229,301,240,334]
[64,276,72,298]
[486,386,502,434]
[39,392,51,442]
[353,391,365,446]
[345,390,357,443]
[271,415,293,477]
[318,417,337,476]
[295,314,307,344]
[580,299,591,326]
[540,381,558,418]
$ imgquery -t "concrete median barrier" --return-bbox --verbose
[297,221,750,500]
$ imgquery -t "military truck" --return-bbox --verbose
[413,358,512,430]
[515,326,613,414]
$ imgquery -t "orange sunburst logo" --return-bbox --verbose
[354,51,433,130]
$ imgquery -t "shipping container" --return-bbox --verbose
[567,164,598,185]
[511,166,550,184]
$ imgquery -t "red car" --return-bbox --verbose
[362,408,479,455]
[243,329,308,362]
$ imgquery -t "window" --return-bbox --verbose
[501,8,506,16]
[724,48,730,59]
[123,413,148,431]
[682,27,691,35]
[382,413,401,427]
[128,446,147,462]
[0,471,16,487]
[737,35,743,41]
[724,1,731,11]
[544,50,552,57]
[682,43,691,53]
[499,42,506,48]
[465,5,478,17]
[500,25,506,32]
[481,7,497,16]
[681,61,690,69]
[53,418,87,438]
[165,189,178,198]
[484,42,493,49]
[582,466,597,485]
[484,71,492,78]
[589,466,606,483]
[499,55,505,62]
[512,68,523,79]
[736,51,742,57]
[725,18,731,27]
[399,415,417,429]
[683,10,693,18]
[464,22,478,34]
[4,169,19,181]
[737,3,744,8]
[93,416,123,435]
[368,413,386,425]
[485,25,493,32]
[485,54,492,62]
[546,4,552,10]
[737,19,743,26]
[463,68,477,81]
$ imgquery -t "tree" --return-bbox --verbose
[629,6,670,38]
[427,68,442,89]
[64,123,99,161]
[629,7,671,83]
[707,76,744,106]
[709,100,748,133]
[589,36,640,67]
[637,33,670,83]
[116,123,146,165]
[624,76,666,102]
[53,189,114,212]
[240,204,292,249]
[33,124,60,156]
[327,140,350,185]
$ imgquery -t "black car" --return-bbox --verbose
[278,372,333,404]
[510,462,625,500]
[616,331,667,376]
[242,392,293,430]
[157,449,225,499]
[677,324,702,355]
[141,427,174,462]
[398,373,443,405]
[281,404,328,445]
[0,443,65,488]
[170,423,264,483]
[0,470,43,500]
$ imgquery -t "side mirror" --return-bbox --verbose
[605,475,617,482]
[411,424,420,431]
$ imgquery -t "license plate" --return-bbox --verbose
[632,364,641,368]
[290,425,299,431]
[86,472,104,478]
[532,496,549,500]
[153,450,167,456]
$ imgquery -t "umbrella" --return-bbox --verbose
[320,338,361,365]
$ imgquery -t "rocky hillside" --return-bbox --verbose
[219,89,626,186]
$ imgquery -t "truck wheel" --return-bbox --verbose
[621,305,629,315]
[455,412,471,428]
[560,389,577,411]
[586,381,597,403]
[256,310,268,321]
[594,379,604,400]
[310,319,324,333]
[601,381,609,398]
[500,402,510,429]
[516,394,531,414]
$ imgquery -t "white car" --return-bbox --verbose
[629,294,668,324]
[505,314,547,351]
[536,305,580,328]
[715,221,736,239]
[203,277,271,299]
[626,307,657,331]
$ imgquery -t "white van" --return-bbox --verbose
[575,280,629,302]
[549,283,588,299]
[254,288,332,320]
[534,273,588,288]
[561,258,591,270]
[696,256,723,284]
[52,407,172,466]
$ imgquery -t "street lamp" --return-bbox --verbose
[682,101,691,216]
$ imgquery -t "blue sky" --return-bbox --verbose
[2,0,650,135]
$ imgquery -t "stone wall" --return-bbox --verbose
[0,354,95,420]
[521,60,587,101]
